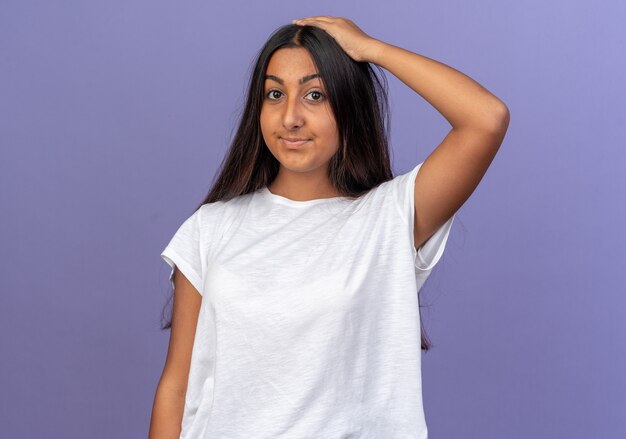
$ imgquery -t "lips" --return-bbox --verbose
[281,137,310,142]
[281,137,310,147]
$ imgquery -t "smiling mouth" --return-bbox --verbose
[281,138,310,147]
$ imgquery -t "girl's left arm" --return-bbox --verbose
[367,40,510,249]
[367,40,509,131]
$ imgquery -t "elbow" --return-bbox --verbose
[480,100,510,134]
[492,101,510,132]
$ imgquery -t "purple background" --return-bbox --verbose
[2,1,625,438]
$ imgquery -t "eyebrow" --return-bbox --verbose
[264,73,322,85]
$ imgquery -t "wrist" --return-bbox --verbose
[364,38,389,65]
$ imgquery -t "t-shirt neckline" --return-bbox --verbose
[260,186,352,207]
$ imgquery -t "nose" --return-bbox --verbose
[282,94,305,130]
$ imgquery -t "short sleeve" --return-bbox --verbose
[394,161,456,272]
[160,207,204,295]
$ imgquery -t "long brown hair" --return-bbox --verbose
[161,23,435,351]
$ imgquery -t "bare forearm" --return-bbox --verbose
[148,383,185,439]
[367,39,508,131]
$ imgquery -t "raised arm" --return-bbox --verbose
[367,39,509,249]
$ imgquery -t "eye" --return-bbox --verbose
[266,89,283,100]
[305,90,325,102]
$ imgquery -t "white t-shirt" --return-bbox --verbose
[161,161,455,439]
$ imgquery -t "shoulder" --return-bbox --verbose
[368,162,423,206]
[196,191,255,231]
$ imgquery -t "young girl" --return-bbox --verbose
[149,16,509,439]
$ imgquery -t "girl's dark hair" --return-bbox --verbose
[161,23,435,351]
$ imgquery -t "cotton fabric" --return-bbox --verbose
[160,161,455,439]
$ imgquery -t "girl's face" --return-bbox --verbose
[260,47,340,176]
